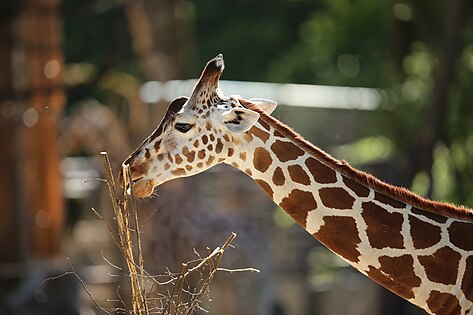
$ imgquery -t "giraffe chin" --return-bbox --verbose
[131,179,155,198]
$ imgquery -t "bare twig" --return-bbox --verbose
[84,152,256,315]
[217,267,260,273]
[42,271,74,283]
[67,257,112,314]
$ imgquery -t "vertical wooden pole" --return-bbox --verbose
[0,0,65,262]
[0,14,21,263]
[20,0,65,257]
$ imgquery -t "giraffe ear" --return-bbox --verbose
[248,98,277,115]
[221,107,260,133]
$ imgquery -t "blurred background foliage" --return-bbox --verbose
[61,0,473,206]
[2,0,473,314]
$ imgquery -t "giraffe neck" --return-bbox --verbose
[226,107,473,315]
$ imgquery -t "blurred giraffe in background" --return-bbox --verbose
[123,55,473,315]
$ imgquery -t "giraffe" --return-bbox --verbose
[122,54,473,315]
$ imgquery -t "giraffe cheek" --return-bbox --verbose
[163,137,178,151]
[129,161,150,181]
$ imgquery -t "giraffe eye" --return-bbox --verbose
[175,122,194,133]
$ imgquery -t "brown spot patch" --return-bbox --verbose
[223,134,230,142]
[271,140,305,162]
[243,132,253,142]
[175,154,183,164]
[449,221,473,251]
[256,179,273,198]
[198,149,206,159]
[145,148,151,159]
[426,291,461,315]
[216,139,224,154]
[193,140,200,148]
[462,256,473,302]
[171,168,186,176]
[314,216,361,263]
[228,148,234,157]
[206,155,215,166]
[279,189,317,227]
[305,157,337,184]
[130,162,149,178]
[244,168,252,176]
[202,135,209,145]
[419,247,460,285]
[157,154,164,161]
[239,152,247,161]
[288,164,310,185]
[409,215,442,249]
[375,192,405,209]
[253,148,272,172]
[274,129,284,138]
[319,187,355,209]
[154,140,162,152]
[411,207,447,223]
[367,255,421,300]
[185,165,192,171]
[273,167,285,186]
[164,163,170,170]
[250,126,270,143]
[343,176,370,197]
[205,122,212,130]
[362,201,404,249]
[182,146,195,163]
[210,134,215,142]
[196,162,203,168]
[232,137,242,146]
[207,144,213,151]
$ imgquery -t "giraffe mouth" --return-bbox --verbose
[132,176,143,184]
[129,177,154,198]
[119,173,149,197]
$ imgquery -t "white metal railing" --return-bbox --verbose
[139,79,387,110]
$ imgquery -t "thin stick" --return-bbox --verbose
[94,152,256,315]
[127,166,148,314]
[184,234,237,315]
[121,163,147,315]
[67,257,112,314]
[100,152,147,315]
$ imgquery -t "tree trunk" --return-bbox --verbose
[0,0,65,262]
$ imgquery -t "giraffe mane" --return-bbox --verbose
[243,101,473,222]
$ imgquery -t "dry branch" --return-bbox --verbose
[91,151,258,314]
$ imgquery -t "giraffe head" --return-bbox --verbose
[121,54,277,197]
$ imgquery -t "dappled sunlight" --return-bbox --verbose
[332,136,394,166]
